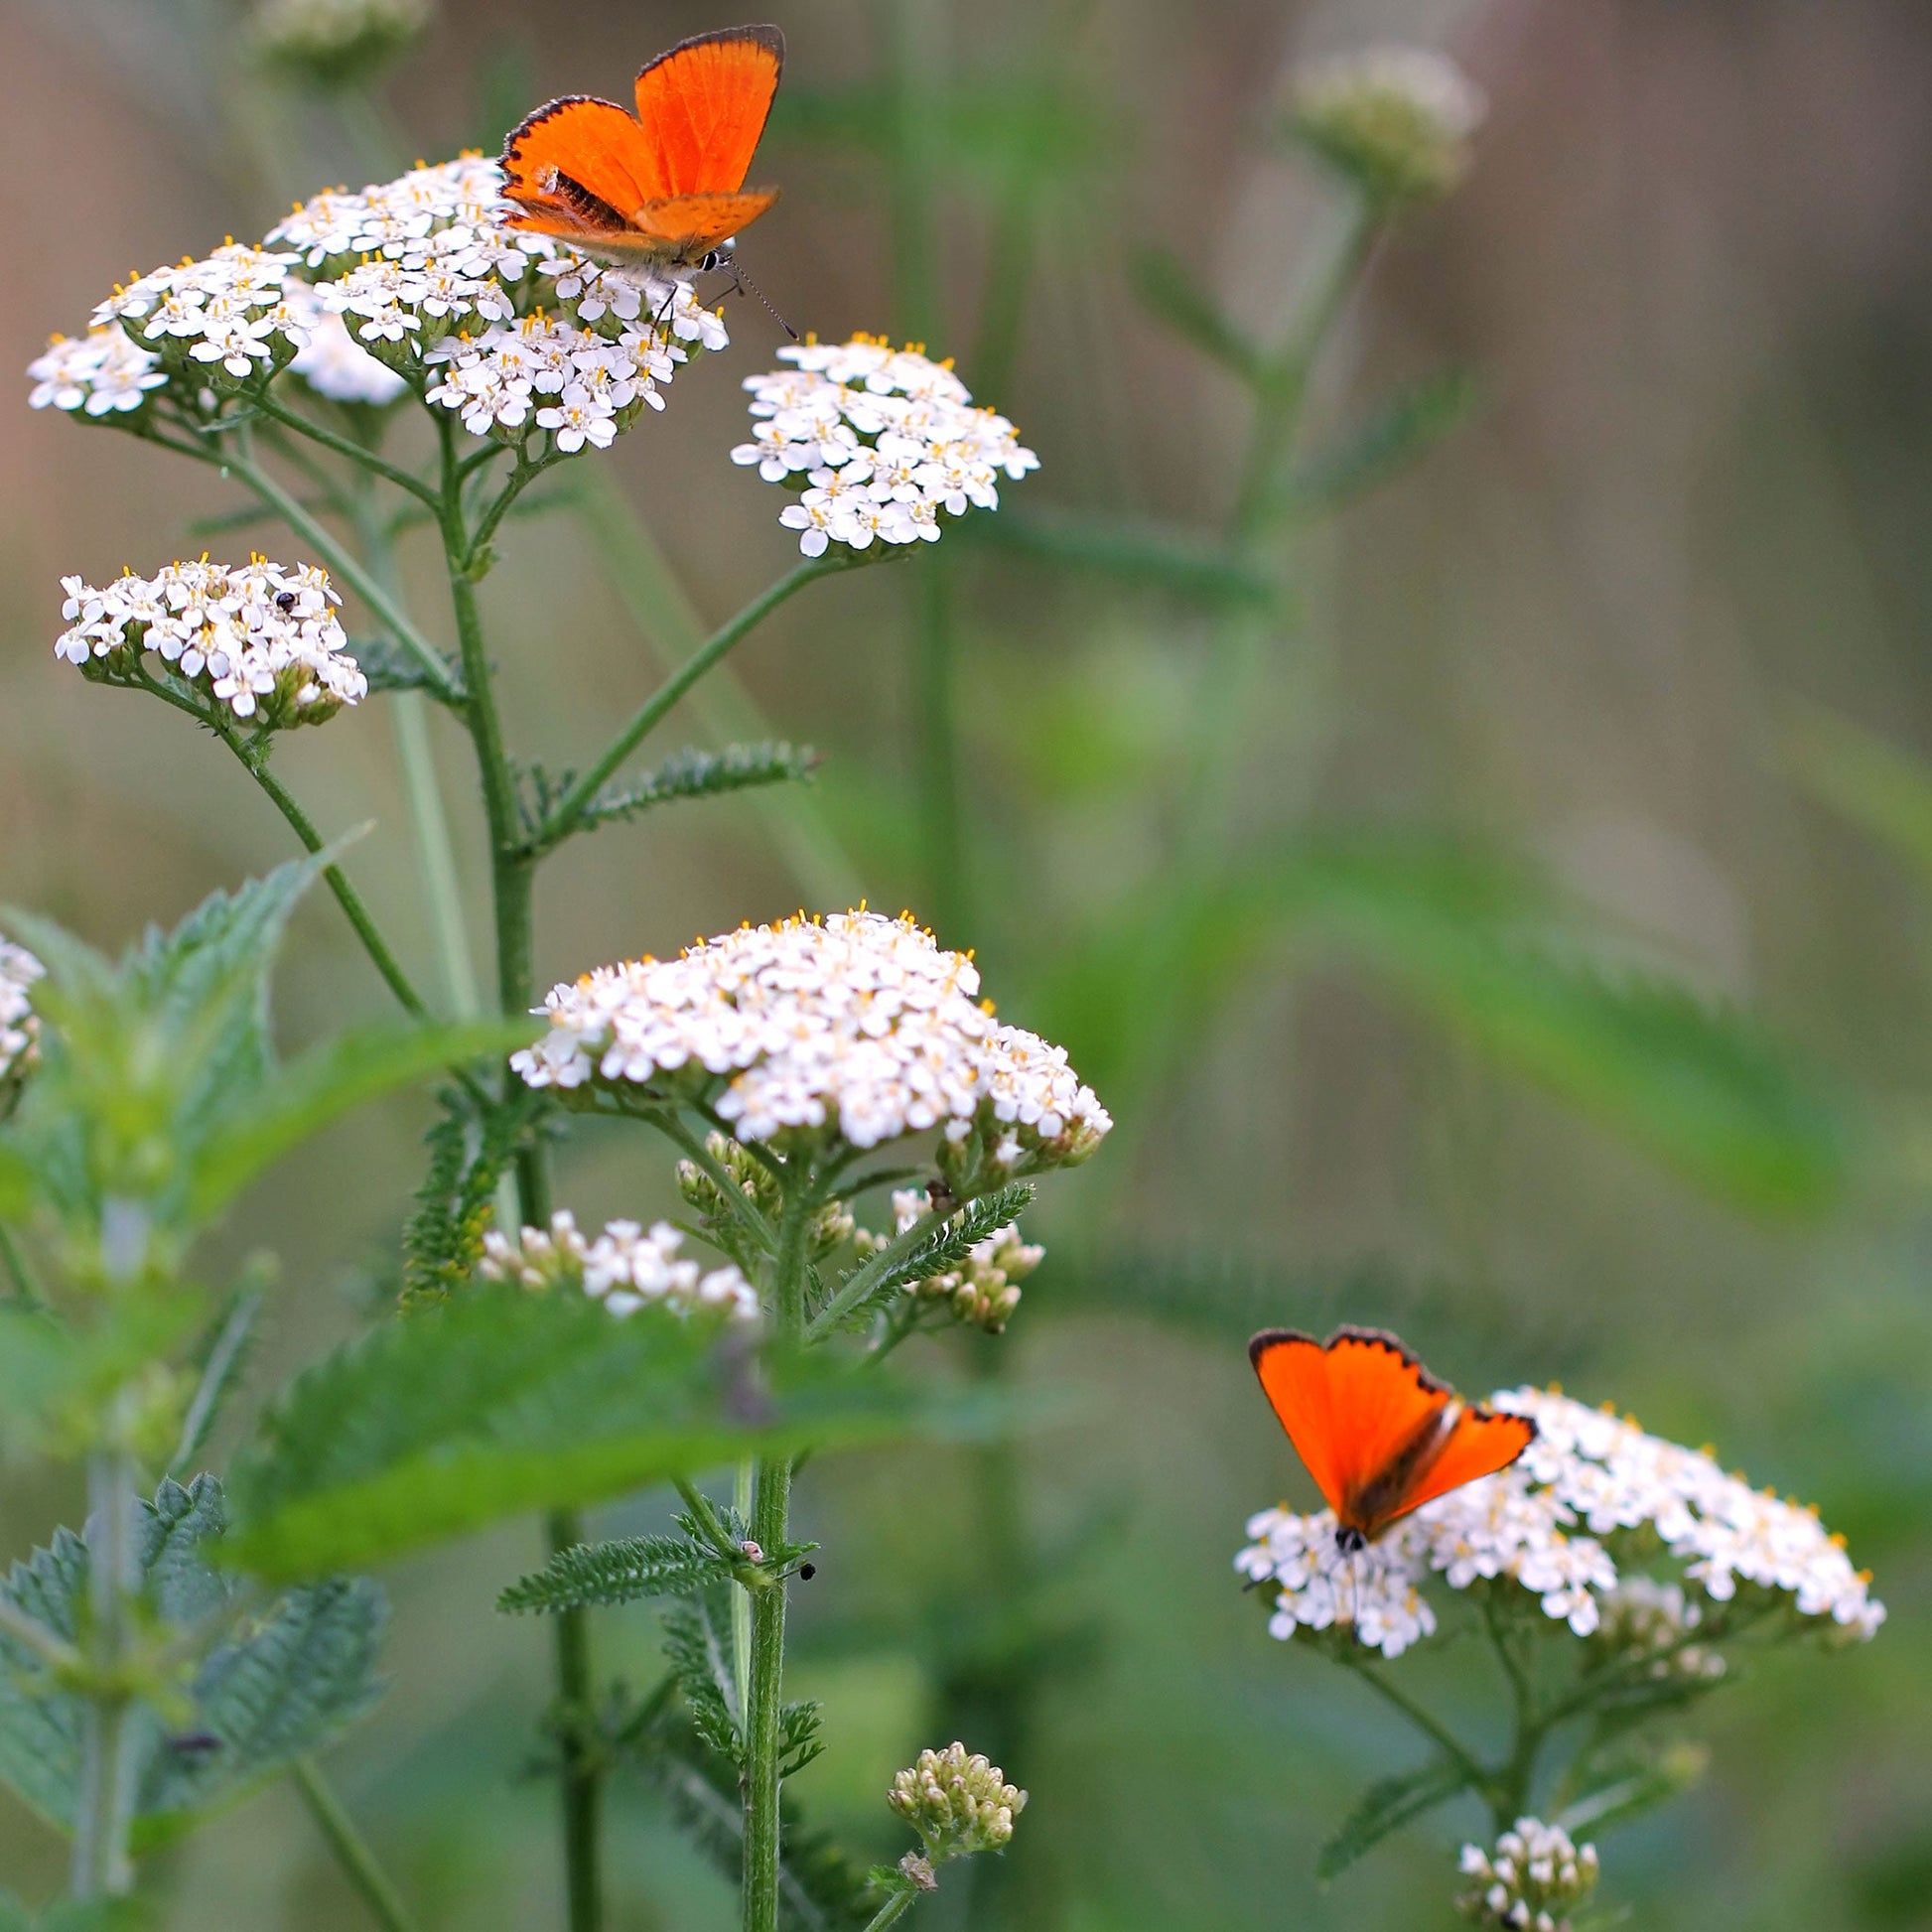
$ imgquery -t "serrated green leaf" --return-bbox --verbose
[0,1476,383,1846]
[577,742,821,833]
[1129,246,1262,380]
[187,1016,535,1220]
[826,1183,1035,1332]
[499,1533,729,1614]
[1317,1755,1473,1880]
[346,631,462,699]
[1282,367,1479,516]
[1039,833,1850,1215]
[662,1587,742,1764]
[225,1291,995,1580]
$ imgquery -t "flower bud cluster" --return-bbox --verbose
[888,1742,1027,1863]
[1,940,46,1108]
[733,336,1036,555]
[856,1188,1042,1333]
[250,0,431,89]
[675,1130,855,1260]
[1456,1819,1598,1931]
[481,1209,758,1323]
[1589,1576,1725,1683]
[56,557,364,728]
[1289,45,1486,207]
[513,910,1111,1176]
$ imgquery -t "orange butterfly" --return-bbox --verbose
[1250,1326,1535,1553]
[499,23,784,273]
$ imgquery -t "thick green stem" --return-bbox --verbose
[742,1180,813,1932]
[293,1757,424,1932]
[71,1449,139,1900]
[533,556,858,852]
[862,1888,920,1932]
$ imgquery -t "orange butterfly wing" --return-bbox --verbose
[627,190,781,260]
[630,24,784,197]
[1249,1326,1532,1536]
[501,96,663,238]
[1396,1407,1537,1515]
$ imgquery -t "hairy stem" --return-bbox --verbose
[742,1178,813,1932]
[293,1757,424,1932]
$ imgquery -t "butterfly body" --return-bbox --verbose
[499,24,784,272]
[1249,1325,1534,1550]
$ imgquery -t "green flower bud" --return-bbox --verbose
[888,1741,1027,1863]
[1288,46,1486,209]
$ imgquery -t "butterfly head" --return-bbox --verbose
[1334,1523,1369,1556]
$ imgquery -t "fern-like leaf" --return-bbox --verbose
[500,1534,726,1614]
[662,1587,743,1766]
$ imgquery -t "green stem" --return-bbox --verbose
[348,472,482,1020]
[732,1457,756,1723]
[223,733,429,1019]
[0,1223,46,1309]
[466,447,572,567]
[545,1505,602,1932]
[251,390,439,507]
[862,1888,921,1932]
[293,1757,424,1932]
[71,1449,139,1900]
[532,557,858,852]
[1336,1649,1487,1791]
[742,1178,813,1932]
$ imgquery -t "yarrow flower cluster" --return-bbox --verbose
[1456,1820,1598,1931]
[29,157,728,448]
[55,558,364,728]
[889,1742,1027,1869]
[512,910,1111,1185]
[1237,1386,1884,1660]
[0,940,45,1105]
[480,1209,758,1323]
[733,336,1037,555]
[858,1188,1043,1333]
[1289,44,1487,207]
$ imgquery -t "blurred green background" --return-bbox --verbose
[3,0,1930,1926]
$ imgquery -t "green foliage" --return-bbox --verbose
[1130,246,1263,382]
[1282,369,1480,516]
[1039,833,1850,1214]
[0,1477,382,1847]
[1317,1756,1475,1879]
[515,743,820,854]
[345,631,463,699]
[169,1284,265,1476]
[826,1182,1036,1331]
[402,1085,550,1308]
[661,1587,743,1765]
[963,502,1276,608]
[497,1521,807,1615]
[225,1290,986,1579]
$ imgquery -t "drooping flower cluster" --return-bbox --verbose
[1289,44,1487,207]
[0,940,45,1105]
[1456,1820,1598,1932]
[889,1742,1027,1866]
[512,910,1111,1184]
[28,331,169,418]
[55,558,365,728]
[480,1209,758,1323]
[733,336,1037,555]
[857,1187,1043,1333]
[28,157,728,450]
[1237,1386,1884,1660]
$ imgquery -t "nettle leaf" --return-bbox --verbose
[225,1290,980,1580]
[1317,1755,1475,1881]
[1282,368,1479,517]
[0,1476,383,1847]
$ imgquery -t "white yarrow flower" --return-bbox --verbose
[53,558,366,728]
[512,909,1111,1183]
[0,940,45,1097]
[1456,1820,1598,1930]
[481,1210,757,1322]
[1237,1387,1884,1659]
[734,336,1037,554]
[27,331,168,416]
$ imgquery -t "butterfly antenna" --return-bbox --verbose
[727,261,798,341]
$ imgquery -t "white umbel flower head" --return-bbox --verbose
[1237,1386,1884,1660]
[511,909,1111,1187]
[1290,44,1487,207]
[480,1209,757,1322]
[283,284,409,403]
[28,331,168,417]
[1456,1819,1598,1931]
[0,939,46,1105]
[732,335,1037,555]
[54,557,366,728]
[93,242,312,388]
